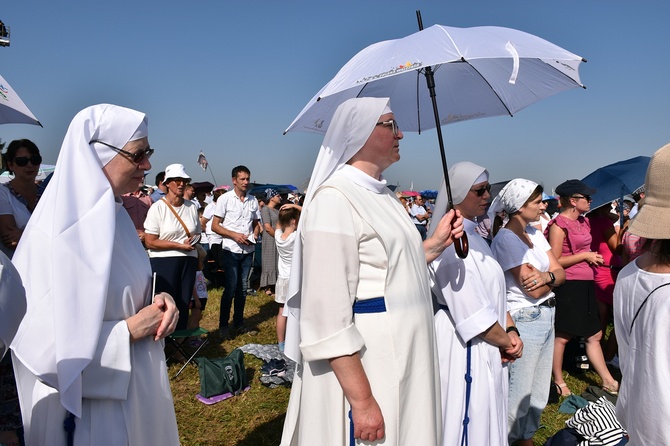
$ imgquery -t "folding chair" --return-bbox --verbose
[166,327,209,379]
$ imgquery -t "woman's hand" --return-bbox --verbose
[502,332,523,363]
[0,227,21,248]
[424,209,464,263]
[350,394,385,443]
[126,292,179,342]
[584,251,604,266]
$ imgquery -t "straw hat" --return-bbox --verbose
[629,142,670,239]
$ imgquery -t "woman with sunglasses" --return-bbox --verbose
[547,180,619,396]
[0,139,43,258]
[11,104,180,445]
[144,163,202,330]
[428,162,523,446]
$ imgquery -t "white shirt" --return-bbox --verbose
[203,201,223,245]
[144,199,201,258]
[275,228,296,279]
[491,227,554,314]
[0,184,32,258]
[214,190,258,254]
[410,203,427,225]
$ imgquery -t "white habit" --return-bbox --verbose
[429,219,509,446]
[281,168,441,445]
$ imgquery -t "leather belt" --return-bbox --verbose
[539,297,556,308]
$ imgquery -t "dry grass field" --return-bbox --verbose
[169,287,620,446]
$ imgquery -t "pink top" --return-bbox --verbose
[588,214,622,269]
[547,214,595,280]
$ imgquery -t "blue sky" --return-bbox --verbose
[1,1,669,192]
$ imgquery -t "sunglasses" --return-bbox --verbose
[90,140,154,164]
[470,184,492,197]
[572,194,592,202]
[13,155,42,167]
[376,119,400,137]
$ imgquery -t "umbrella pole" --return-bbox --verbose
[416,10,468,258]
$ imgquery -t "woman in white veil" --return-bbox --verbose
[11,104,180,446]
[281,97,463,446]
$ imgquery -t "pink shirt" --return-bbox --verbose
[547,214,595,280]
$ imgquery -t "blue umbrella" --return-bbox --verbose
[581,156,650,212]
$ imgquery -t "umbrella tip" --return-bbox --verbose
[582,58,588,63]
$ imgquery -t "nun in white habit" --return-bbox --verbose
[428,162,522,446]
[10,104,180,446]
[280,97,463,446]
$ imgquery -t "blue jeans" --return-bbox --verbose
[219,249,253,328]
[508,305,555,443]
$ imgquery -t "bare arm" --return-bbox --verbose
[144,233,194,252]
[329,353,385,443]
[125,292,179,342]
[548,223,602,268]
[0,214,22,249]
[511,251,566,298]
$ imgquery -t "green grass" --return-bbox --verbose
[170,287,620,445]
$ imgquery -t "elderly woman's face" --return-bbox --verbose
[358,112,403,172]
[457,180,491,220]
[102,137,151,196]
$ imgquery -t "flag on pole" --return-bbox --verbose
[197,151,208,171]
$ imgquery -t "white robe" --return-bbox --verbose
[12,202,179,446]
[281,171,441,446]
[429,220,509,446]
[613,259,670,446]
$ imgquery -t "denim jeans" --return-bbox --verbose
[219,250,253,328]
[508,305,555,443]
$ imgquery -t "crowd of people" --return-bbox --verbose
[0,98,667,445]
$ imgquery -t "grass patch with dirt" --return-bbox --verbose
[169,287,620,446]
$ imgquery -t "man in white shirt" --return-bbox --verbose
[410,195,431,240]
[212,166,260,338]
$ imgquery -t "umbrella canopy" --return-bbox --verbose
[419,189,438,199]
[0,74,41,126]
[248,184,298,199]
[285,24,585,135]
[581,156,650,211]
[285,18,586,258]
[401,190,420,197]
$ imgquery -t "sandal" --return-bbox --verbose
[557,382,572,397]
[602,381,619,396]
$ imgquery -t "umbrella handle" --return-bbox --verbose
[454,232,469,259]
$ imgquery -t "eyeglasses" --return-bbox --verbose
[572,195,592,202]
[169,178,190,185]
[13,155,42,167]
[376,119,400,137]
[470,184,492,197]
[90,140,154,164]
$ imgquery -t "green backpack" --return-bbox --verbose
[196,349,249,398]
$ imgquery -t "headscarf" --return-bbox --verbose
[265,188,279,201]
[487,178,538,223]
[11,104,147,417]
[428,161,488,236]
[284,97,390,364]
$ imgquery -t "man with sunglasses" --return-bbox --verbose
[410,195,432,240]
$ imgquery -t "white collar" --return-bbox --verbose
[334,164,387,194]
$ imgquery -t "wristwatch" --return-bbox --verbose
[506,326,520,337]
[548,271,556,286]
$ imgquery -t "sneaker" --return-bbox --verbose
[234,326,259,336]
[261,358,286,376]
[606,355,620,370]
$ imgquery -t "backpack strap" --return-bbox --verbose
[630,282,670,334]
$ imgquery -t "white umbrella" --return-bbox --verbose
[285,16,586,256]
[285,24,585,135]
[0,74,41,126]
